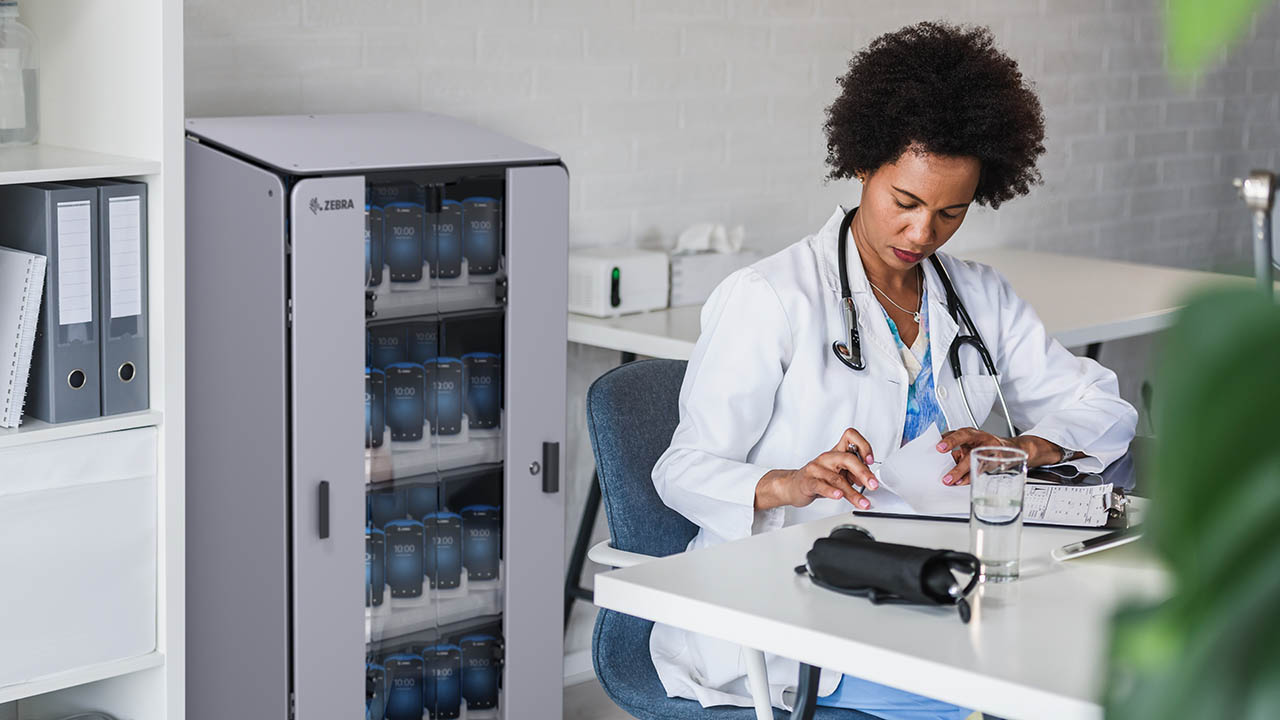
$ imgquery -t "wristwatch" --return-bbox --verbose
[1058,445,1075,465]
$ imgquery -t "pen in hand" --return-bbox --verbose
[847,443,872,496]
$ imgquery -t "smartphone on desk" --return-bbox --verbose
[1052,526,1143,562]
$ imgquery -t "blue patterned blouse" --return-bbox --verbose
[880,284,948,445]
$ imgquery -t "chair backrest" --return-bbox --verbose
[586,359,698,558]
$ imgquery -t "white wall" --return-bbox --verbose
[186,0,1280,658]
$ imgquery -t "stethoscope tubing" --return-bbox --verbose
[834,207,1016,437]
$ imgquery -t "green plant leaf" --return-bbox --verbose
[1168,0,1272,74]
[1107,289,1280,719]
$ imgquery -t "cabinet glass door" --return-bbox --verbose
[363,170,511,720]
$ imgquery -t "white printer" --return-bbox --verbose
[568,247,669,317]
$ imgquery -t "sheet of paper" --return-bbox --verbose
[1025,483,1112,526]
[876,423,970,516]
[108,196,143,319]
[56,201,93,326]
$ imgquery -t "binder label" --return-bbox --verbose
[55,200,93,326]
[108,196,143,319]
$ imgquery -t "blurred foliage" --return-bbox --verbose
[1168,0,1274,73]
[1105,289,1280,718]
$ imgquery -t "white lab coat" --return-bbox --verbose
[649,206,1138,709]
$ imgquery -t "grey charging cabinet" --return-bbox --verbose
[185,113,568,720]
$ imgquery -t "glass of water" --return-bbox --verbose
[969,446,1029,583]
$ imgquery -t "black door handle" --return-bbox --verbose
[542,442,559,494]
[318,480,330,539]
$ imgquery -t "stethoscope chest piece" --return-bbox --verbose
[832,339,865,371]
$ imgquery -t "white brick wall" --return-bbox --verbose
[186,0,1280,656]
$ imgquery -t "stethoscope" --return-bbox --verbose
[831,207,1016,436]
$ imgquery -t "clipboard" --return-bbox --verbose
[853,482,1137,530]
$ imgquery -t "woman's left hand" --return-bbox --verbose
[936,429,1064,485]
[937,428,1015,486]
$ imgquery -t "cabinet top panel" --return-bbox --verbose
[185,112,560,175]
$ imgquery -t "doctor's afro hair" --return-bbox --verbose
[824,22,1045,209]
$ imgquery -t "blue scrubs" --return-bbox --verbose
[817,286,971,720]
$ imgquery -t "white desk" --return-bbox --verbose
[594,514,1168,720]
[568,249,1250,359]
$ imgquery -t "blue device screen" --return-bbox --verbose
[405,321,439,365]
[366,526,385,607]
[365,369,385,449]
[423,513,462,590]
[425,359,463,435]
[461,505,501,581]
[462,197,500,275]
[385,203,425,282]
[384,521,424,598]
[368,325,406,370]
[366,205,383,287]
[405,484,439,520]
[369,181,421,207]
[385,363,425,442]
[368,488,405,528]
[430,200,463,279]
[462,353,501,429]
[367,662,387,720]
[423,644,462,719]
[383,654,424,720]
[460,635,500,710]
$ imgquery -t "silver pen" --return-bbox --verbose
[846,443,871,495]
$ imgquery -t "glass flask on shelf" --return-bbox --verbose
[0,0,38,146]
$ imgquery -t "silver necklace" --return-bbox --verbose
[868,267,923,324]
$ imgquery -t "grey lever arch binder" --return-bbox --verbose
[68,179,150,415]
[0,183,102,423]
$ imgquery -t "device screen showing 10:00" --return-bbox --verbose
[460,635,500,710]
[462,353,501,429]
[384,363,425,442]
[368,324,406,369]
[424,512,463,590]
[383,654,424,720]
[423,644,462,719]
[365,369,385,449]
[384,520,424,598]
[384,202,424,282]
[365,526,385,607]
[430,200,463,279]
[461,505,501,581]
[462,197,500,275]
[425,359,463,435]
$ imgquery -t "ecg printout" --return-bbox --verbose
[1023,483,1112,526]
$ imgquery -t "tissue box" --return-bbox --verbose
[669,250,761,307]
[569,248,669,317]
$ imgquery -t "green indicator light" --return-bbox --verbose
[612,268,620,279]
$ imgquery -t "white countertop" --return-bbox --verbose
[594,513,1168,720]
[569,249,1250,359]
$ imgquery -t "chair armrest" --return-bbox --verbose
[588,539,659,569]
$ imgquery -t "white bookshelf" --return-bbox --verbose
[0,410,163,450]
[0,0,184,718]
[0,144,160,186]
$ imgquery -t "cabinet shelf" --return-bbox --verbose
[367,581,503,644]
[368,281,504,321]
[0,144,161,186]
[0,651,164,705]
[0,410,163,451]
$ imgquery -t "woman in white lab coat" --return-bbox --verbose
[649,22,1138,719]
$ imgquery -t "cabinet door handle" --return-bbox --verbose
[542,442,560,494]
[318,481,330,539]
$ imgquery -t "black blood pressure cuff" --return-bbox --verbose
[795,525,980,622]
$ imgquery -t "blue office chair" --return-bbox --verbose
[585,359,871,720]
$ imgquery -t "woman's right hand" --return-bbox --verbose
[754,428,879,511]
